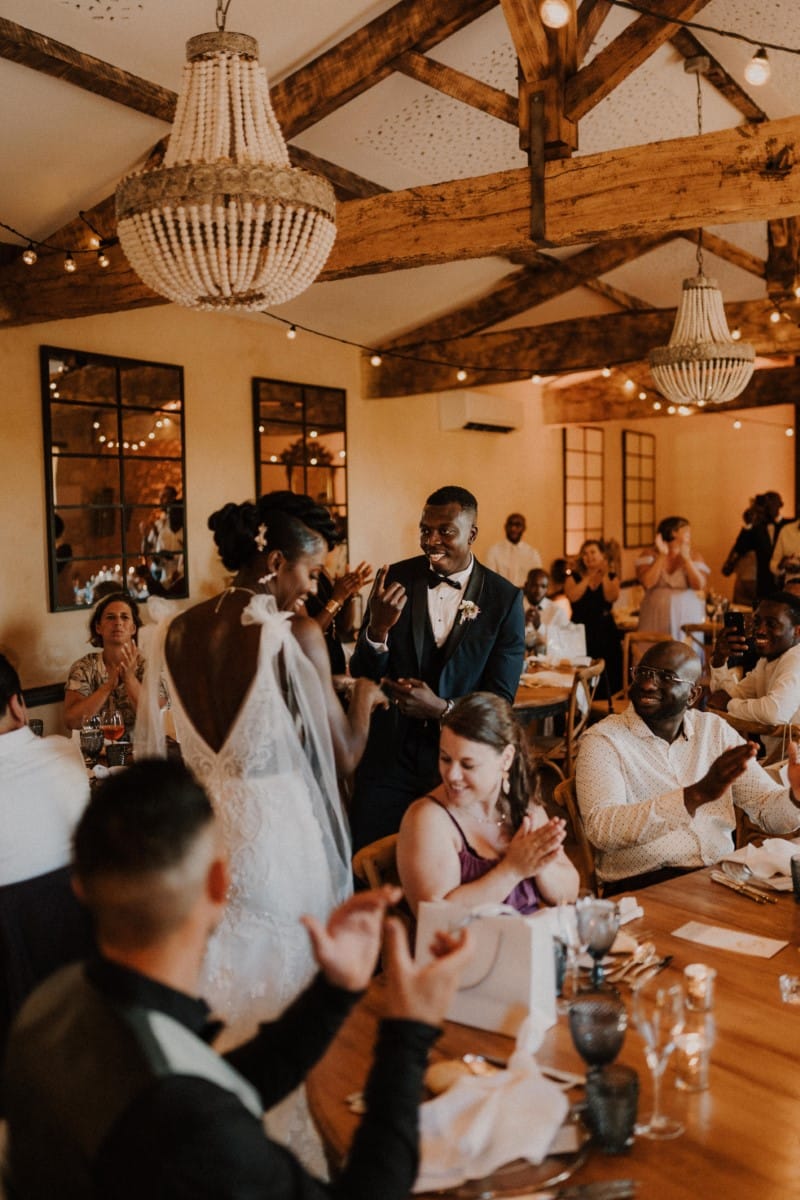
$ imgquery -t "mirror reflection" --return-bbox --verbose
[42,346,187,609]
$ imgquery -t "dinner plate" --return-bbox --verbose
[424,1109,591,1199]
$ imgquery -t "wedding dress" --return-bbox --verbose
[136,592,352,1168]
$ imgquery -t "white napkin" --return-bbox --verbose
[721,837,800,892]
[413,1013,569,1194]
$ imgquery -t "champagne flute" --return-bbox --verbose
[632,979,685,1139]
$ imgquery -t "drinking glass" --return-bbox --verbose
[554,901,586,1012]
[632,979,685,1139]
[575,897,620,989]
[100,708,125,742]
[79,725,104,766]
[568,991,627,1070]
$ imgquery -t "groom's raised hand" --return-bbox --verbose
[301,886,402,992]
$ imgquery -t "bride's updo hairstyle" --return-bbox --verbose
[441,692,538,832]
[208,496,324,571]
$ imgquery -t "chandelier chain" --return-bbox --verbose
[216,0,235,32]
[695,70,704,276]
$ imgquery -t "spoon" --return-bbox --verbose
[606,941,656,982]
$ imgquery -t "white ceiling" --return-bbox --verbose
[1,0,799,348]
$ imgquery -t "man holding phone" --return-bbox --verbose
[708,593,800,763]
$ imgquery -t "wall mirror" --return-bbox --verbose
[42,345,187,610]
[253,376,348,557]
[623,429,656,548]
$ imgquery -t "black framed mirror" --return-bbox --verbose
[252,376,348,558]
[42,345,187,609]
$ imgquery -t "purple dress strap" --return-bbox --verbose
[431,799,540,915]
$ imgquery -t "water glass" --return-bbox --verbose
[568,992,627,1069]
[674,1013,715,1091]
[576,897,620,989]
[585,1064,639,1154]
[684,963,716,1012]
[79,726,104,766]
[106,741,131,767]
[632,979,685,1140]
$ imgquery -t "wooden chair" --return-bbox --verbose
[552,776,602,896]
[528,659,604,782]
[352,834,400,890]
[590,630,672,719]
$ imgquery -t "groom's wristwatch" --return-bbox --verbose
[440,698,455,722]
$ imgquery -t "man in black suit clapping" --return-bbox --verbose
[349,485,525,848]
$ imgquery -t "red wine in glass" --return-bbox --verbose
[101,711,125,741]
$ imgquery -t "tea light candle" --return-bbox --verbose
[674,1031,710,1091]
[684,963,716,1011]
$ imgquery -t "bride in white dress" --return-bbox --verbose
[136,496,385,1162]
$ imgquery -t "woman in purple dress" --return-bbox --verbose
[397,693,579,916]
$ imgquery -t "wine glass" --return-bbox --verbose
[568,991,627,1071]
[575,897,620,989]
[554,901,587,1013]
[79,719,104,766]
[100,708,125,743]
[631,978,685,1140]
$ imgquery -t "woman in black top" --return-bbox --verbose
[564,539,622,696]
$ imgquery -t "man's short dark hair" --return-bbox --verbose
[425,486,478,516]
[764,592,800,624]
[0,652,22,719]
[74,760,216,948]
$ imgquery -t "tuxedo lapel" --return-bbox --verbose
[439,561,486,668]
[411,573,429,674]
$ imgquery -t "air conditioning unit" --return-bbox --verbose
[438,391,523,434]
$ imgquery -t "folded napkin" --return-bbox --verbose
[520,670,576,689]
[721,837,800,892]
[616,895,645,925]
[413,1013,569,1193]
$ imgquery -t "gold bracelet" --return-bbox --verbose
[324,598,342,617]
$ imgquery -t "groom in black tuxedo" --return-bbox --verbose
[349,485,525,848]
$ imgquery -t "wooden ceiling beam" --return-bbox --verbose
[364,300,800,398]
[287,146,388,200]
[271,0,497,139]
[584,278,654,310]
[565,0,712,123]
[323,115,800,280]
[542,364,800,424]
[684,229,766,278]
[392,50,517,124]
[669,27,767,124]
[577,0,613,65]
[767,218,800,302]
[499,0,548,78]
[381,233,670,350]
[0,15,176,122]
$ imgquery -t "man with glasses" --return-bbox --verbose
[575,641,800,892]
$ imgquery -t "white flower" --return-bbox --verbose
[254,523,268,552]
[458,600,480,624]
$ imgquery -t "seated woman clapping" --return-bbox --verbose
[397,693,579,917]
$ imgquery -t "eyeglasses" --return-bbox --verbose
[631,666,695,687]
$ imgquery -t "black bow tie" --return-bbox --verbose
[428,573,461,590]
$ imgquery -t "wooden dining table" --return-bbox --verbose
[513,662,577,725]
[307,868,800,1200]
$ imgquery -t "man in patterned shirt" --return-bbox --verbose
[576,640,800,892]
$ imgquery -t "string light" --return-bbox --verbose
[456,368,468,382]
[601,367,611,378]
[539,0,571,29]
[744,47,771,87]
[1,216,119,268]
[22,244,37,266]
[731,328,742,341]
[638,391,647,400]
[370,354,382,366]
[733,420,742,429]
[606,2,800,59]
[770,309,782,324]
[623,379,635,392]
[64,252,76,273]
[787,428,794,437]
[653,401,662,411]
[97,247,111,269]
[286,325,298,340]
[531,374,542,384]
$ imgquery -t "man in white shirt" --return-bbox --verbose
[575,641,800,891]
[0,653,89,886]
[485,513,541,588]
[707,593,800,764]
[522,568,570,651]
[770,516,800,584]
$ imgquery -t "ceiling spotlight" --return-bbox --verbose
[22,244,37,266]
[770,310,782,324]
[539,0,571,29]
[64,252,77,273]
[601,367,611,378]
[457,368,468,382]
[370,354,382,367]
[97,248,111,268]
[744,47,771,88]
[286,325,297,340]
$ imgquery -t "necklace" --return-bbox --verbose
[462,805,506,828]
[213,584,259,614]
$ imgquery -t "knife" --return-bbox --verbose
[710,871,774,904]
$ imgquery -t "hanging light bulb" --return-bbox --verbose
[769,309,782,324]
[601,367,611,378]
[22,244,37,266]
[370,354,382,367]
[744,47,771,87]
[286,325,298,340]
[539,0,571,29]
[64,252,77,273]
[456,368,468,382]
[97,247,111,269]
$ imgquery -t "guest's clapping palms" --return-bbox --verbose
[301,886,403,992]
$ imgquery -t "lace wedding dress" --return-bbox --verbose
[136,593,352,1169]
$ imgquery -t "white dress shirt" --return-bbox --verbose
[485,540,541,587]
[770,521,800,577]
[575,707,800,883]
[709,644,800,762]
[0,726,89,886]
[523,596,570,628]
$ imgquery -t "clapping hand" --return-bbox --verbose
[685,742,758,814]
[301,886,402,993]
[505,814,567,879]
[787,740,800,804]
[366,566,407,642]
[382,921,473,1027]
[332,562,374,607]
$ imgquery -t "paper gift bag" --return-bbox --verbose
[546,622,587,663]
[415,902,556,1036]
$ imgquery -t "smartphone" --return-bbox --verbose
[723,610,746,667]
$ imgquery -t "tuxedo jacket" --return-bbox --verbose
[350,555,524,703]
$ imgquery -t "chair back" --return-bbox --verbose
[352,834,400,891]
[552,777,601,895]
[0,865,94,1063]
[564,659,605,777]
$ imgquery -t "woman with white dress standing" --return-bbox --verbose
[636,516,709,651]
[136,494,385,1165]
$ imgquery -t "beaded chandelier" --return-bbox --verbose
[648,58,754,406]
[115,7,335,312]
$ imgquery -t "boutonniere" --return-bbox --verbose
[458,600,480,624]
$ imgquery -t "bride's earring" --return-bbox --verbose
[259,572,276,585]
[501,768,510,796]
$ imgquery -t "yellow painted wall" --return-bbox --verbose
[0,305,795,727]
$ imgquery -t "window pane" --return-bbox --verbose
[120,363,182,411]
